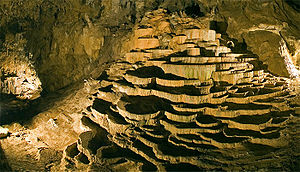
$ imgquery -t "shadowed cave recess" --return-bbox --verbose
[0,0,300,171]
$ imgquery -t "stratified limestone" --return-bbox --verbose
[187,48,201,56]
[73,9,297,171]
[134,27,154,38]
[135,38,160,50]
[145,49,174,59]
[160,63,216,81]
[124,52,152,63]
[183,29,216,41]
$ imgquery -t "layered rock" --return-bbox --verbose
[60,10,299,171]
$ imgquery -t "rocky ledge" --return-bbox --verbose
[0,4,299,171]
[55,10,300,171]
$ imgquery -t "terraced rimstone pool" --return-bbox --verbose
[56,9,300,171]
[160,63,216,81]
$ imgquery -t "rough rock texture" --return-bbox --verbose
[0,0,300,171]
[1,8,299,171]
[207,0,300,77]
[0,0,299,92]
[1,78,101,170]
[0,34,42,100]
[0,0,160,92]
[65,11,298,171]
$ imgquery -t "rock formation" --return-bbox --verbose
[54,10,299,171]
[0,0,299,171]
[1,0,299,92]
[0,33,42,100]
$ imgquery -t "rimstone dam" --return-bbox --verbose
[0,0,300,171]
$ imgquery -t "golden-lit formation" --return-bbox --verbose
[0,1,299,171]
[58,10,298,171]
[0,34,42,100]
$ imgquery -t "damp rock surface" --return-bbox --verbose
[0,0,299,171]
[0,34,42,100]
[12,9,296,171]
[0,0,299,91]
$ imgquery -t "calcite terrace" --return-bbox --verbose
[59,10,299,171]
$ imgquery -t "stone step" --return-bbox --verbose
[124,52,152,63]
[183,29,216,41]
[170,103,274,118]
[199,132,247,149]
[170,56,238,64]
[140,125,158,132]
[167,135,222,158]
[145,49,174,58]
[165,111,198,123]
[220,53,257,60]
[116,96,162,121]
[160,118,222,135]
[215,62,253,71]
[254,99,290,111]
[205,46,231,56]
[144,130,165,139]
[168,58,253,71]
[171,102,273,113]
[155,84,214,96]
[248,136,288,148]
[235,83,254,88]
[110,133,165,171]
[124,73,154,86]
[221,117,288,132]
[123,116,158,126]
[170,134,212,149]
[171,103,214,113]
[187,47,201,56]
[140,137,222,169]
[97,85,120,104]
[197,40,220,47]
[203,107,273,118]
[160,63,216,81]
[117,107,160,121]
[90,108,130,135]
[155,78,203,87]
[113,81,220,104]
[212,69,256,85]
[226,90,287,104]
[135,37,160,50]
[176,43,196,52]
[134,27,154,38]
[237,57,257,62]
[137,135,221,169]
[223,127,281,140]
[171,35,187,44]
[213,72,244,85]
[124,66,210,87]
[195,115,219,128]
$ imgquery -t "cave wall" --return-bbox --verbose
[0,0,162,92]
[0,0,299,92]
[201,0,300,76]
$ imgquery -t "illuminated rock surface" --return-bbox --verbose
[0,1,300,171]
[0,34,42,100]
[64,10,298,171]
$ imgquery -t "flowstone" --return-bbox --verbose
[61,9,299,171]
